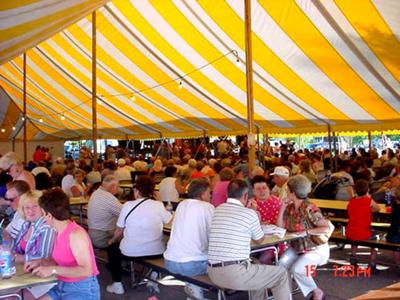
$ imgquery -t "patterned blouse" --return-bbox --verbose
[13,216,56,261]
[283,199,325,251]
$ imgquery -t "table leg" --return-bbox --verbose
[79,205,83,226]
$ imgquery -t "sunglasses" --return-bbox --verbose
[5,164,14,174]
[4,196,18,202]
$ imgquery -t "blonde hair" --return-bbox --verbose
[18,190,43,221]
[73,169,86,178]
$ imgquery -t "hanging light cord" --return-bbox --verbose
[98,49,239,98]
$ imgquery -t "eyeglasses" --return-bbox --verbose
[4,196,18,202]
[5,164,14,174]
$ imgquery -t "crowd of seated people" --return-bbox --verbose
[0,140,399,299]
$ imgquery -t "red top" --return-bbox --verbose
[346,195,373,240]
[211,181,230,207]
[19,239,27,252]
[253,195,282,224]
[32,149,45,163]
[191,171,206,179]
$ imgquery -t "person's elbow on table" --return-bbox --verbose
[253,236,265,245]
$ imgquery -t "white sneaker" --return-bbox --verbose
[147,280,160,294]
[106,282,125,295]
[184,283,209,300]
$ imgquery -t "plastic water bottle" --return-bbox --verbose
[385,189,393,213]
[0,241,16,278]
[326,170,332,180]
[385,189,392,207]
[166,201,173,214]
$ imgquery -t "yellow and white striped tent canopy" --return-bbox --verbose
[0,0,399,141]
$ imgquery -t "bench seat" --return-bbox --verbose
[329,217,390,229]
[132,257,228,300]
[330,231,400,251]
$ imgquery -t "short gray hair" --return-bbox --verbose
[287,175,311,199]
[102,175,118,188]
[187,178,209,199]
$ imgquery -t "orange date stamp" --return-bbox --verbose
[305,265,371,278]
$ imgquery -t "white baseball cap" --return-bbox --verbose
[271,166,289,177]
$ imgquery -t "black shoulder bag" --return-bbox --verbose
[124,198,149,226]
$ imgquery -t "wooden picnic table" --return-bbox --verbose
[0,264,56,297]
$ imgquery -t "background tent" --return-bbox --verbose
[0,0,399,141]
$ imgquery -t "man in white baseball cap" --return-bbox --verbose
[270,166,290,200]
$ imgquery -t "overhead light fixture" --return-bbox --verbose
[236,57,241,67]
[233,50,241,67]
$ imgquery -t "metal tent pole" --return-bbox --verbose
[327,124,332,170]
[244,0,255,172]
[91,11,98,165]
[23,53,27,163]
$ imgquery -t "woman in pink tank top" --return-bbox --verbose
[25,188,100,300]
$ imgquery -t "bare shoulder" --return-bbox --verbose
[70,226,89,243]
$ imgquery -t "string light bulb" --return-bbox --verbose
[39,118,43,123]
[178,80,183,89]
[12,126,16,130]
[60,115,65,120]
[97,99,102,105]
[130,94,136,101]
[233,50,240,67]
[22,116,25,121]
[1,128,5,133]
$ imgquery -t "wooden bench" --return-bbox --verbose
[330,231,400,251]
[351,281,400,299]
[134,257,229,300]
[329,217,390,230]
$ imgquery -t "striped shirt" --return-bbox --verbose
[6,212,25,239]
[87,187,122,231]
[13,216,56,261]
[208,198,264,263]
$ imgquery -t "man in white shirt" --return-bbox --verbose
[332,161,354,200]
[271,166,290,200]
[61,166,75,194]
[164,178,214,300]
[31,161,51,177]
[114,158,134,182]
[207,179,292,300]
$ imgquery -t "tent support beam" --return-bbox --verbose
[23,53,27,163]
[327,124,332,171]
[244,0,255,172]
[91,11,98,164]
[333,131,338,172]
[368,131,372,152]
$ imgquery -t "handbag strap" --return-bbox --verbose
[124,198,149,225]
